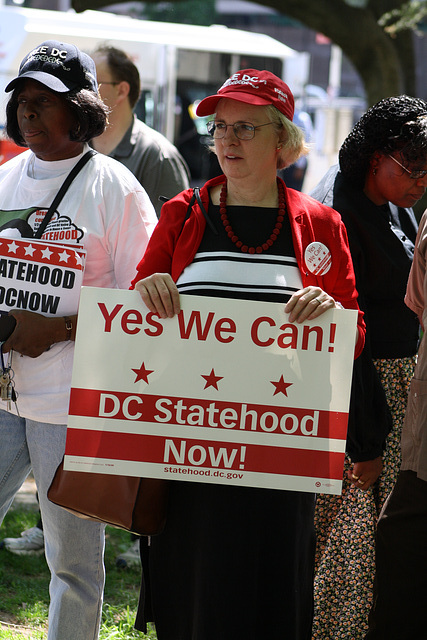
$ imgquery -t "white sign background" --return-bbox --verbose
[64,286,357,495]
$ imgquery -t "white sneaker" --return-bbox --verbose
[2,526,45,556]
[115,538,141,569]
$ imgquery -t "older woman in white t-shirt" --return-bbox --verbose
[0,40,157,640]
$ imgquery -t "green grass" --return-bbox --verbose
[0,508,156,639]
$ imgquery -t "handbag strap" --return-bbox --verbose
[159,186,219,235]
[184,187,218,235]
[34,149,97,239]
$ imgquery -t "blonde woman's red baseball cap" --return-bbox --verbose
[196,69,295,121]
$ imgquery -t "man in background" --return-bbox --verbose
[92,44,190,217]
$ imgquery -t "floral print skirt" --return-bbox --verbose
[312,356,416,640]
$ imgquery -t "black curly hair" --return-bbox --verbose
[339,95,427,187]
[6,85,109,147]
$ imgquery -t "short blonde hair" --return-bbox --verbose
[265,105,310,170]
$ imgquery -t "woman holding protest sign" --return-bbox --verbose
[0,41,157,640]
[131,69,365,640]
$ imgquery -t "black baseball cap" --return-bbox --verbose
[5,40,98,94]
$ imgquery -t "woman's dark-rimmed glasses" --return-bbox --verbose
[207,120,274,140]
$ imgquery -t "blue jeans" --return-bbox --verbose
[0,409,105,640]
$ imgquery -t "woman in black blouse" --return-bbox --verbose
[310,95,427,640]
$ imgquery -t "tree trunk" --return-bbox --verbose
[265,0,415,105]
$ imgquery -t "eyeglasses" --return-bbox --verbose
[206,120,274,140]
[98,81,119,88]
[387,154,427,180]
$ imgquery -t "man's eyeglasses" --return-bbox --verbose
[207,121,274,140]
[98,81,119,88]
[387,154,427,180]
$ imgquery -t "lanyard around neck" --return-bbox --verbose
[34,150,96,240]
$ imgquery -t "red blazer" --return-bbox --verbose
[131,175,365,357]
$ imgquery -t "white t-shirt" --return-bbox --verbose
[0,146,157,423]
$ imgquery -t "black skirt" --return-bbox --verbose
[136,479,315,640]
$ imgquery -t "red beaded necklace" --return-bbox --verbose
[219,179,285,254]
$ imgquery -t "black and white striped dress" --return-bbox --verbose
[176,199,303,302]
[146,199,315,640]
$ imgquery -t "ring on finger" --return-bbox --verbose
[351,473,359,481]
[313,298,321,306]
[357,478,365,485]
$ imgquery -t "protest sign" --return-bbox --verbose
[64,286,357,495]
[0,236,86,317]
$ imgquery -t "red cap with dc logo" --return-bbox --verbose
[196,69,295,121]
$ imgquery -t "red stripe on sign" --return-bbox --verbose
[0,239,84,269]
[65,429,345,480]
[69,388,349,440]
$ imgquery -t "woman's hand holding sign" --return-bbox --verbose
[135,274,181,319]
[285,286,338,323]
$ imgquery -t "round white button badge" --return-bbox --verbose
[304,242,332,275]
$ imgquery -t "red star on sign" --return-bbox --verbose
[132,362,154,384]
[271,375,293,397]
[201,368,224,390]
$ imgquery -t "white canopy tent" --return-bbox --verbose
[0,6,309,140]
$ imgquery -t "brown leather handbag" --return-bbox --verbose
[48,458,168,535]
